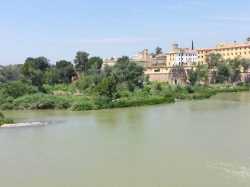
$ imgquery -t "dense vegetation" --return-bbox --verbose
[0,52,250,112]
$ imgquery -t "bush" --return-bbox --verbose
[13,94,71,110]
[71,100,95,111]
[0,102,15,110]
[0,81,38,98]
[112,95,175,108]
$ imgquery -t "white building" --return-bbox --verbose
[172,48,198,66]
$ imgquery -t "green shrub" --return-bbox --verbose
[0,81,38,98]
[0,102,15,110]
[71,100,95,111]
[13,94,71,110]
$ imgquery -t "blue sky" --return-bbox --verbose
[1,0,250,64]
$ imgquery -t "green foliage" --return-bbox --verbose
[71,100,95,111]
[75,75,96,92]
[74,51,89,73]
[0,50,250,112]
[95,76,118,99]
[240,59,250,72]
[227,58,242,82]
[216,63,232,83]
[196,64,209,83]
[43,84,76,95]
[0,64,23,83]
[206,53,224,68]
[0,81,38,98]
[87,57,103,73]
[113,57,144,91]
[44,67,60,85]
[22,57,50,88]
[13,94,71,110]
[56,60,75,84]
[188,68,198,86]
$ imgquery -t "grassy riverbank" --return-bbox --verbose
[0,83,249,111]
[0,112,14,126]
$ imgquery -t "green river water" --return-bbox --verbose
[1,92,250,187]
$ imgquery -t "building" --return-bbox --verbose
[197,39,250,64]
[165,44,197,67]
[144,43,197,82]
[102,57,118,67]
[131,49,152,66]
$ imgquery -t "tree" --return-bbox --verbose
[95,76,117,99]
[196,64,209,84]
[87,57,103,74]
[44,67,60,85]
[227,58,241,82]
[206,53,224,69]
[113,56,144,91]
[0,81,37,98]
[241,59,250,72]
[74,51,89,73]
[0,64,23,83]
[22,57,50,88]
[56,60,75,83]
[187,68,198,86]
[155,47,163,56]
[216,63,232,83]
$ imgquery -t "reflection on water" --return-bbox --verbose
[1,92,250,187]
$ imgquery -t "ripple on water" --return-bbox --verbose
[207,161,250,179]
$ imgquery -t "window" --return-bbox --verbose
[154,68,160,73]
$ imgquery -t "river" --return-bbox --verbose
[1,92,250,187]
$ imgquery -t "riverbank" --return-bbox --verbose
[0,84,249,112]
[0,112,14,126]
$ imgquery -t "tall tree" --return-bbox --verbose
[56,60,75,83]
[22,57,50,88]
[74,51,89,73]
[87,57,103,73]
[216,63,231,83]
[227,58,241,82]
[113,56,144,91]
[206,53,224,69]
[155,47,163,56]
[187,68,198,86]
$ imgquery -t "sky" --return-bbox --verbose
[1,0,250,65]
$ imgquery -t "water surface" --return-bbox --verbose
[1,92,250,187]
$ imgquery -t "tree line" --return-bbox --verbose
[187,54,250,85]
[0,51,145,100]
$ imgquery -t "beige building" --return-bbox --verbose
[131,49,152,64]
[144,43,197,82]
[102,57,118,67]
[197,39,250,64]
